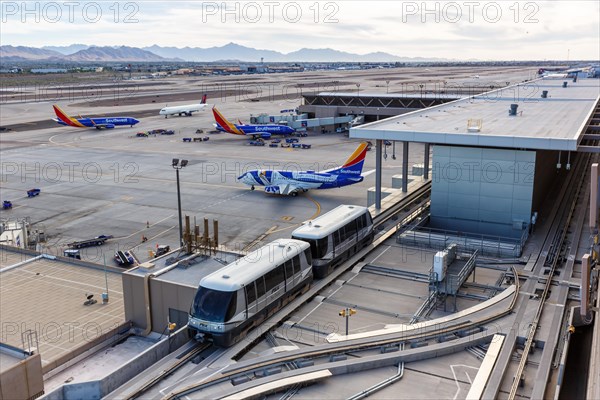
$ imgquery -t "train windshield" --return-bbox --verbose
[190,287,237,322]
[293,236,328,259]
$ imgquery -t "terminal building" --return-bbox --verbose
[351,76,600,240]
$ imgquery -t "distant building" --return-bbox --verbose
[174,68,193,75]
[30,68,67,74]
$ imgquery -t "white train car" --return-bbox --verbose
[292,205,374,279]
[188,239,312,346]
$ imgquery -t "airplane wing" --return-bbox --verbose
[361,169,376,177]
[265,183,304,196]
[89,120,114,129]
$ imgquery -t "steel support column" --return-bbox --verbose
[403,141,409,193]
[375,139,382,209]
[424,143,430,180]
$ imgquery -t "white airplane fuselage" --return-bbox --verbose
[159,104,208,117]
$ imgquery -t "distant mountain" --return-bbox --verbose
[283,48,400,62]
[2,43,451,63]
[42,44,90,55]
[0,45,63,61]
[60,46,178,62]
[144,43,285,62]
[143,43,412,62]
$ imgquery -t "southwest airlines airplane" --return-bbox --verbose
[238,142,368,196]
[159,94,209,118]
[212,107,295,139]
[52,105,139,129]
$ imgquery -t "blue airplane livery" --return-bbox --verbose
[212,107,295,139]
[237,142,369,196]
[53,105,139,129]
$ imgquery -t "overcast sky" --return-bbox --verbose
[2,1,599,60]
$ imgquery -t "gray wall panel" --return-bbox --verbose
[430,145,534,238]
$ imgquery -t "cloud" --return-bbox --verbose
[1,0,598,60]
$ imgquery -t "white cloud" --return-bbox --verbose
[1,0,598,60]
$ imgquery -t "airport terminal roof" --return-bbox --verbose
[0,247,125,369]
[125,250,242,287]
[315,92,461,100]
[350,78,600,151]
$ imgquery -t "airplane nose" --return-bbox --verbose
[132,118,140,124]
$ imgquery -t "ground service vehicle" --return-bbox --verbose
[155,245,171,257]
[68,236,109,249]
[188,239,312,346]
[63,249,81,259]
[292,205,374,278]
[114,250,135,266]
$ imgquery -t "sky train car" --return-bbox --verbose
[188,239,312,347]
[292,205,374,279]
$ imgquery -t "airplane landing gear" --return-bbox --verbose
[251,185,255,191]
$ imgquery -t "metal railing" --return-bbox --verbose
[398,226,526,258]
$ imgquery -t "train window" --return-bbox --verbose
[190,288,237,322]
[294,237,328,259]
[292,254,300,274]
[265,266,284,292]
[349,219,358,236]
[245,282,257,306]
[284,259,294,280]
[304,248,312,266]
[224,291,238,321]
[256,277,266,298]
[338,226,346,242]
[357,214,364,230]
[346,219,357,239]
[333,230,341,247]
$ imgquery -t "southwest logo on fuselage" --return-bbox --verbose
[52,104,139,129]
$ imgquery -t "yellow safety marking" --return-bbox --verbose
[306,193,321,220]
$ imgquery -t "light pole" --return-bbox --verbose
[339,307,357,336]
[172,158,188,247]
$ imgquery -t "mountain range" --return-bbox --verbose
[1,45,175,62]
[1,43,450,63]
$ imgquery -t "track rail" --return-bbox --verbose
[507,153,592,400]
[126,343,212,400]
[372,182,431,228]
[163,267,519,399]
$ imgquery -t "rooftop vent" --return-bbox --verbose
[467,119,482,132]
[508,104,519,116]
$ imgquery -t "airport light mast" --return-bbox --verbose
[172,158,188,247]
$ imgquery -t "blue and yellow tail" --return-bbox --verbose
[212,107,243,135]
[329,142,368,175]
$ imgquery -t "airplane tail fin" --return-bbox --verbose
[53,104,84,127]
[201,94,207,104]
[329,142,369,175]
[212,107,243,135]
